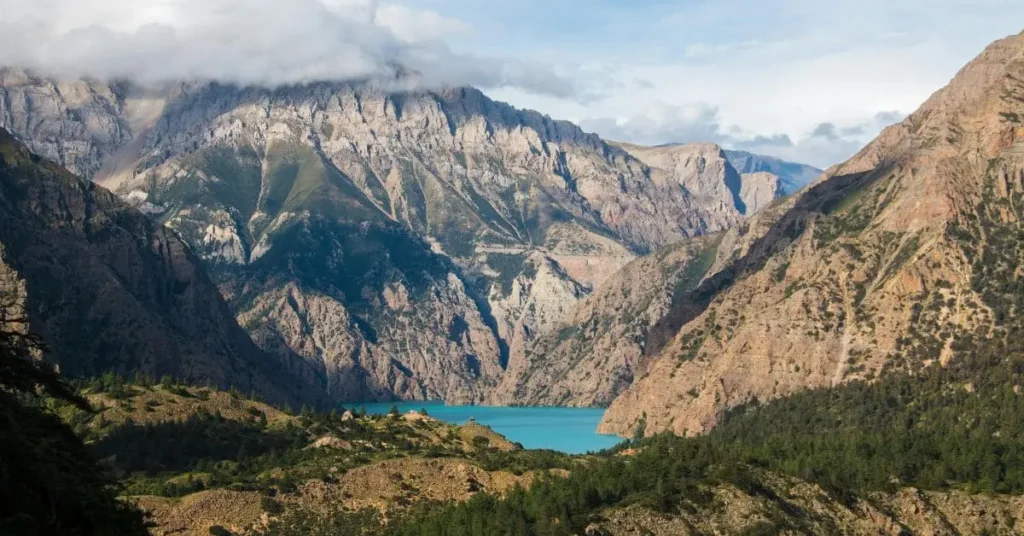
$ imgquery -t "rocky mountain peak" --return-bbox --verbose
[612,141,759,217]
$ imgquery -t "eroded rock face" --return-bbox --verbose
[739,171,782,214]
[0,72,795,403]
[612,142,779,218]
[0,69,136,178]
[600,31,1024,437]
[0,128,324,406]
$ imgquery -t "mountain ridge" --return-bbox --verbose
[0,127,326,407]
[599,30,1024,436]
[0,72,816,404]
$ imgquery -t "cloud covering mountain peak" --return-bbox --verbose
[0,0,587,98]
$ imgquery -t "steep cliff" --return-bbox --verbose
[488,237,723,407]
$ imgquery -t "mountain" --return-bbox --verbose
[0,127,324,406]
[612,142,781,216]
[488,186,797,408]
[598,31,1024,436]
[0,71,798,403]
[488,236,723,407]
[724,149,823,194]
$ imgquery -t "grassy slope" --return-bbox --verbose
[61,378,581,535]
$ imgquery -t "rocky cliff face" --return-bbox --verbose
[487,143,789,407]
[488,237,722,407]
[0,71,797,403]
[600,31,1024,436]
[489,189,800,408]
[612,142,773,218]
[0,127,324,406]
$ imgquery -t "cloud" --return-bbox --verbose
[809,123,840,141]
[375,4,474,43]
[632,78,655,90]
[478,0,1022,170]
[0,0,591,98]
[874,110,904,123]
[578,102,726,145]
[732,113,906,168]
[578,102,905,168]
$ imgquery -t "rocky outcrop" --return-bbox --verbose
[612,142,773,217]
[491,175,800,408]
[0,69,138,179]
[600,31,1024,436]
[739,171,782,214]
[0,71,806,403]
[0,127,324,406]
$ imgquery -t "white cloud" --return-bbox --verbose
[0,0,587,98]
[3,0,1019,167]
[472,0,1024,167]
[376,4,474,43]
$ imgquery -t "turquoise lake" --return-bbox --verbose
[357,401,625,454]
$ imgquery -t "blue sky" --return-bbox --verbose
[397,0,1024,167]
[4,0,1023,167]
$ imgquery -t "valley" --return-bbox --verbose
[1,4,1024,534]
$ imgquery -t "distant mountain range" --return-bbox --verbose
[6,27,1024,536]
[723,149,822,194]
[0,71,819,405]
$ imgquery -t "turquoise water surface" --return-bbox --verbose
[356,401,624,454]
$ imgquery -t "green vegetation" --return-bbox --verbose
[392,341,1024,534]
[260,507,384,535]
[192,145,264,222]
[486,253,528,296]
[385,158,1024,534]
[811,174,890,246]
[771,261,790,282]
[58,374,581,509]
[0,299,148,534]
[243,218,452,316]
[672,238,720,296]
[262,142,329,217]
[389,435,815,536]
[92,410,308,496]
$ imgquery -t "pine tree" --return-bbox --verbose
[0,291,149,533]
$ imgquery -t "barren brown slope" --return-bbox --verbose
[0,128,325,406]
[601,31,1024,436]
